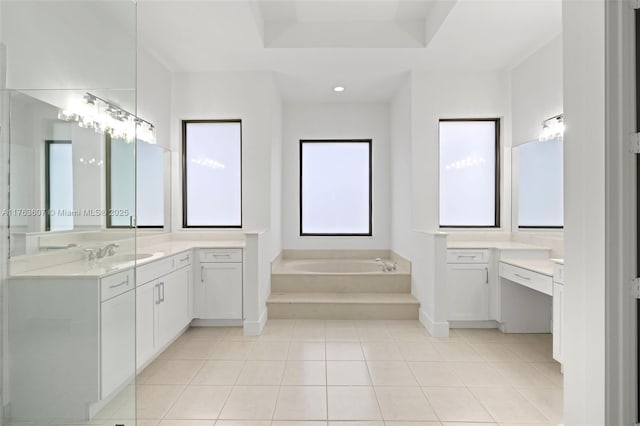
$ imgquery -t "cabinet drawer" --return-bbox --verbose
[447,249,489,264]
[137,257,174,285]
[101,270,135,301]
[499,263,552,296]
[173,251,192,269]
[553,264,564,285]
[199,248,242,263]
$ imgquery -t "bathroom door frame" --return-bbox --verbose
[604,1,639,424]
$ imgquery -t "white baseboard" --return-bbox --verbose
[243,308,268,336]
[419,308,449,338]
[190,319,244,327]
[449,320,499,329]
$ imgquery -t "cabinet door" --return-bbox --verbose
[101,289,135,399]
[136,281,158,370]
[157,267,191,348]
[553,282,564,363]
[200,263,243,319]
[446,264,490,321]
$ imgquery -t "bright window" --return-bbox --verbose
[300,140,372,236]
[439,119,500,227]
[182,120,242,228]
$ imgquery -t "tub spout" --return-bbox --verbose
[375,258,397,272]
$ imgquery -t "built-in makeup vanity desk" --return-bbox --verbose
[446,240,564,363]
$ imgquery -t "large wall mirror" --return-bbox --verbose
[10,91,107,236]
[513,137,564,229]
[9,91,170,255]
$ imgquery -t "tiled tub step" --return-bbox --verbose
[271,273,411,293]
[267,292,419,320]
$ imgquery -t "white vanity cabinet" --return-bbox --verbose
[136,250,192,370]
[100,270,135,400]
[446,250,490,321]
[195,248,243,320]
[158,266,191,346]
[552,263,565,363]
[8,269,137,421]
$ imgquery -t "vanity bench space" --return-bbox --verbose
[445,241,564,364]
[498,258,554,333]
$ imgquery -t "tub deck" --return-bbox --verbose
[268,253,418,320]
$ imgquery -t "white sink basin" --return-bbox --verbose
[105,253,155,263]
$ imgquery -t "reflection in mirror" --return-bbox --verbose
[137,140,165,227]
[8,91,145,257]
[107,136,165,228]
[517,138,564,228]
[106,135,135,228]
[45,140,73,231]
[9,91,106,236]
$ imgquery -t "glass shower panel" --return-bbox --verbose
[0,1,138,425]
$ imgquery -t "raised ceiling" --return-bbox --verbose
[258,0,452,48]
[137,0,562,102]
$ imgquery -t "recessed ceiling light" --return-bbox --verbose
[333,86,345,92]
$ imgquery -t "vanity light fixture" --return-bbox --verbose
[58,93,156,144]
[539,114,564,141]
[333,86,345,92]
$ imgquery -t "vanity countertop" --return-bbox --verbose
[139,239,245,256]
[9,239,245,279]
[447,241,550,250]
[499,258,555,277]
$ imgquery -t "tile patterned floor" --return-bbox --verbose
[95,320,563,426]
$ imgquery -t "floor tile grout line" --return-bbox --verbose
[460,379,499,423]
[513,385,557,423]
[213,342,249,422]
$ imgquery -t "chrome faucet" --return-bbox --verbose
[96,243,119,259]
[84,248,97,261]
[84,243,119,261]
[375,258,397,272]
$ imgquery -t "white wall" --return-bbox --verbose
[269,92,283,259]
[390,77,413,258]
[282,103,390,249]
[390,79,448,336]
[171,71,279,232]
[511,35,563,145]
[263,81,283,320]
[562,1,606,424]
[411,71,510,232]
